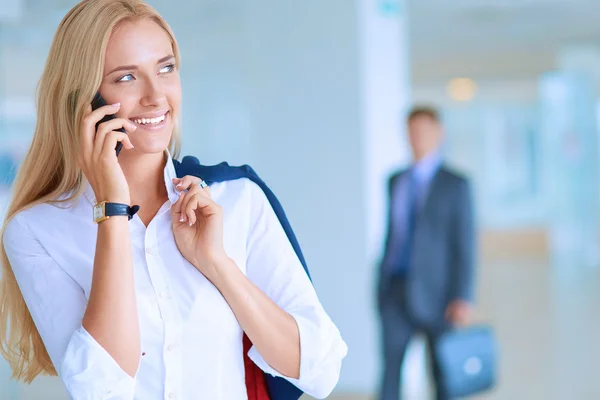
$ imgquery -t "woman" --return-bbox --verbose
[0,1,347,399]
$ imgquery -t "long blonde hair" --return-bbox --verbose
[0,0,182,382]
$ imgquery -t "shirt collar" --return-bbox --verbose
[163,149,181,205]
[83,150,180,206]
[411,149,442,182]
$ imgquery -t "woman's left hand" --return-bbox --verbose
[171,176,227,279]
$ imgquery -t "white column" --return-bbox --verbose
[539,69,600,269]
[359,2,433,397]
[357,0,419,395]
[539,47,600,269]
[358,0,411,268]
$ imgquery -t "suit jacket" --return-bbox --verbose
[378,165,475,329]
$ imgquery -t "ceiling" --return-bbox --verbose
[408,0,600,81]
[4,0,600,82]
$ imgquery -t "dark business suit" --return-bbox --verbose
[377,164,475,400]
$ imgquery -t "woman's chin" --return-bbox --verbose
[125,123,174,156]
[122,142,171,157]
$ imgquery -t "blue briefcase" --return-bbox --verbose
[434,324,498,398]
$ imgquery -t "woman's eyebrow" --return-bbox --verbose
[106,55,175,76]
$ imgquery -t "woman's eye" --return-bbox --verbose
[160,64,176,74]
[115,64,174,83]
[117,74,134,82]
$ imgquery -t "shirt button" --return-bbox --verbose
[167,343,176,351]
[168,393,176,399]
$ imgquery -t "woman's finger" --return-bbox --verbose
[86,102,122,129]
[97,117,138,138]
[180,188,201,223]
[173,175,201,192]
[82,103,121,150]
[186,193,205,226]
[80,104,95,157]
[99,131,134,162]
[185,182,210,199]
[178,181,207,212]
[92,119,136,162]
[182,180,211,201]
[185,192,220,226]
[179,191,197,225]
[186,201,196,226]
[171,191,186,223]
[181,185,200,222]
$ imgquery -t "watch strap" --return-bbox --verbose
[104,202,140,221]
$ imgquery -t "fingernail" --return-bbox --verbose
[180,216,185,222]
[189,220,193,226]
[112,102,120,107]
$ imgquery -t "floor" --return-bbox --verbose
[4,258,600,399]
[304,259,600,400]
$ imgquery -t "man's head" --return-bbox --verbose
[406,106,443,161]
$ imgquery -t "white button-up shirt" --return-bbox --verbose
[3,155,347,400]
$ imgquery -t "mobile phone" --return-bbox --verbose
[91,92,126,156]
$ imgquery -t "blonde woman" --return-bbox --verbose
[0,1,347,399]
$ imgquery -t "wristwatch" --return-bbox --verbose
[93,201,140,223]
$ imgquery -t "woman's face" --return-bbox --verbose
[99,19,181,155]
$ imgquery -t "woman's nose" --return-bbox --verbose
[140,79,166,107]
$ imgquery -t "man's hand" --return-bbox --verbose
[445,299,472,327]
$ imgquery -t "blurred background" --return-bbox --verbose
[1,0,600,399]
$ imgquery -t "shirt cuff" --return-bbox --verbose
[58,327,139,400]
[247,311,347,399]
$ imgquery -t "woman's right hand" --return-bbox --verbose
[78,102,137,205]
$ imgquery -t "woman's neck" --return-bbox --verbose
[118,151,169,212]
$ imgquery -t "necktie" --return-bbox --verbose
[393,173,418,276]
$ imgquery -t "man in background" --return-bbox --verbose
[377,106,475,400]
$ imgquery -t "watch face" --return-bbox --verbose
[93,204,104,221]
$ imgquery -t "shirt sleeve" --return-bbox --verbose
[243,181,348,399]
[3,215,139,400]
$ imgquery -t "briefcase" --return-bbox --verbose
[433,324,497,398]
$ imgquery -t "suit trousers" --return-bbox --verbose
[378,277,449,400]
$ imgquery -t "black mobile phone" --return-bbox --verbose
[91,92,126,157]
